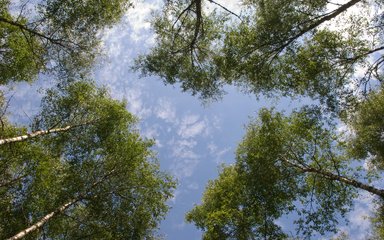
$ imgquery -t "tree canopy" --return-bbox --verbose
[1,1,176,239]
[138,0,383,112]
[0,0,132,85]
[0,80,176,239]
[187,95,384,238]
[2,0,384,238]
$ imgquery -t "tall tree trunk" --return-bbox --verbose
[282,158,384,198]
[0,122,90,145]
[6,169,116,239]
[7,199,79,240]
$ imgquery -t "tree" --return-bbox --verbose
[137,0,383,112]
[348,88,384,169]
[186,165,288,239]
[0,0,132,85]
[0,81,176,239]
[187,103,384,238]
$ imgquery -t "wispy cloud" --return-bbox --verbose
[339,191,375,239]
[155,98,177,123]
[178,114,208,139]
[207,142,231,164]
[124,87,152,119]
[168,138,200,178]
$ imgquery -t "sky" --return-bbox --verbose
[4,0,378,239]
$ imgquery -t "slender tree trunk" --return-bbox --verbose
[0,122,90,145]
[7,198,79,240]
[282,158,384,198]
[6,169,116,239]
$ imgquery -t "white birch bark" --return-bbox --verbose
[0,122,90,145]
[282,158,384,198]
[7,199,79,240]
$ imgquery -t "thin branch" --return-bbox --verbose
[0,16,68,49]
[0,173,27,188]
[345,45,384,62]
[7,198,79,240]
[207,0,241,20]
[0,94,14,132]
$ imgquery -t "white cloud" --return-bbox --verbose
[155,98,177,123]
[168,138,200,178]
[142,125,163,147]
[123,86,152,119]
[187,182,199,190]
[343,191,375,240]
[170,157,200,179]
[124,0,161,43]
[178,114,207,139]
[207,142,231,164]
[171,139,198,159]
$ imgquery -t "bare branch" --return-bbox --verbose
[206,0,241,20]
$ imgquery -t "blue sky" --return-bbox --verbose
[4,0,377,239]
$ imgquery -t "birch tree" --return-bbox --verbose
[187,101,384,238]
[138,0,383,112]
[0,81,176,239]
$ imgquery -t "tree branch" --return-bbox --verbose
[274,0,362,55]
[0,16,69,49]
[206,0,241,20]
[282,157,384,198]
[0,173,27,188]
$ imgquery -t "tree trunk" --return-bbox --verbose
[0,123,90,145]
[282,158,384,199]
[7,199,79,240]
[6,168,116,239]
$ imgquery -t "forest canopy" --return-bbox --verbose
[1,0,384,239]
[138,0,383,113]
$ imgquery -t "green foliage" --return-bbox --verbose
[371,200,384,239]
[187,164,288,239]
[0,8,45,84]
[0,0,132,84]
[0,81,176,239]
[349,88,384,169]
[138,0,378,112]
[134,0,229,100]
[187,107,358,238]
